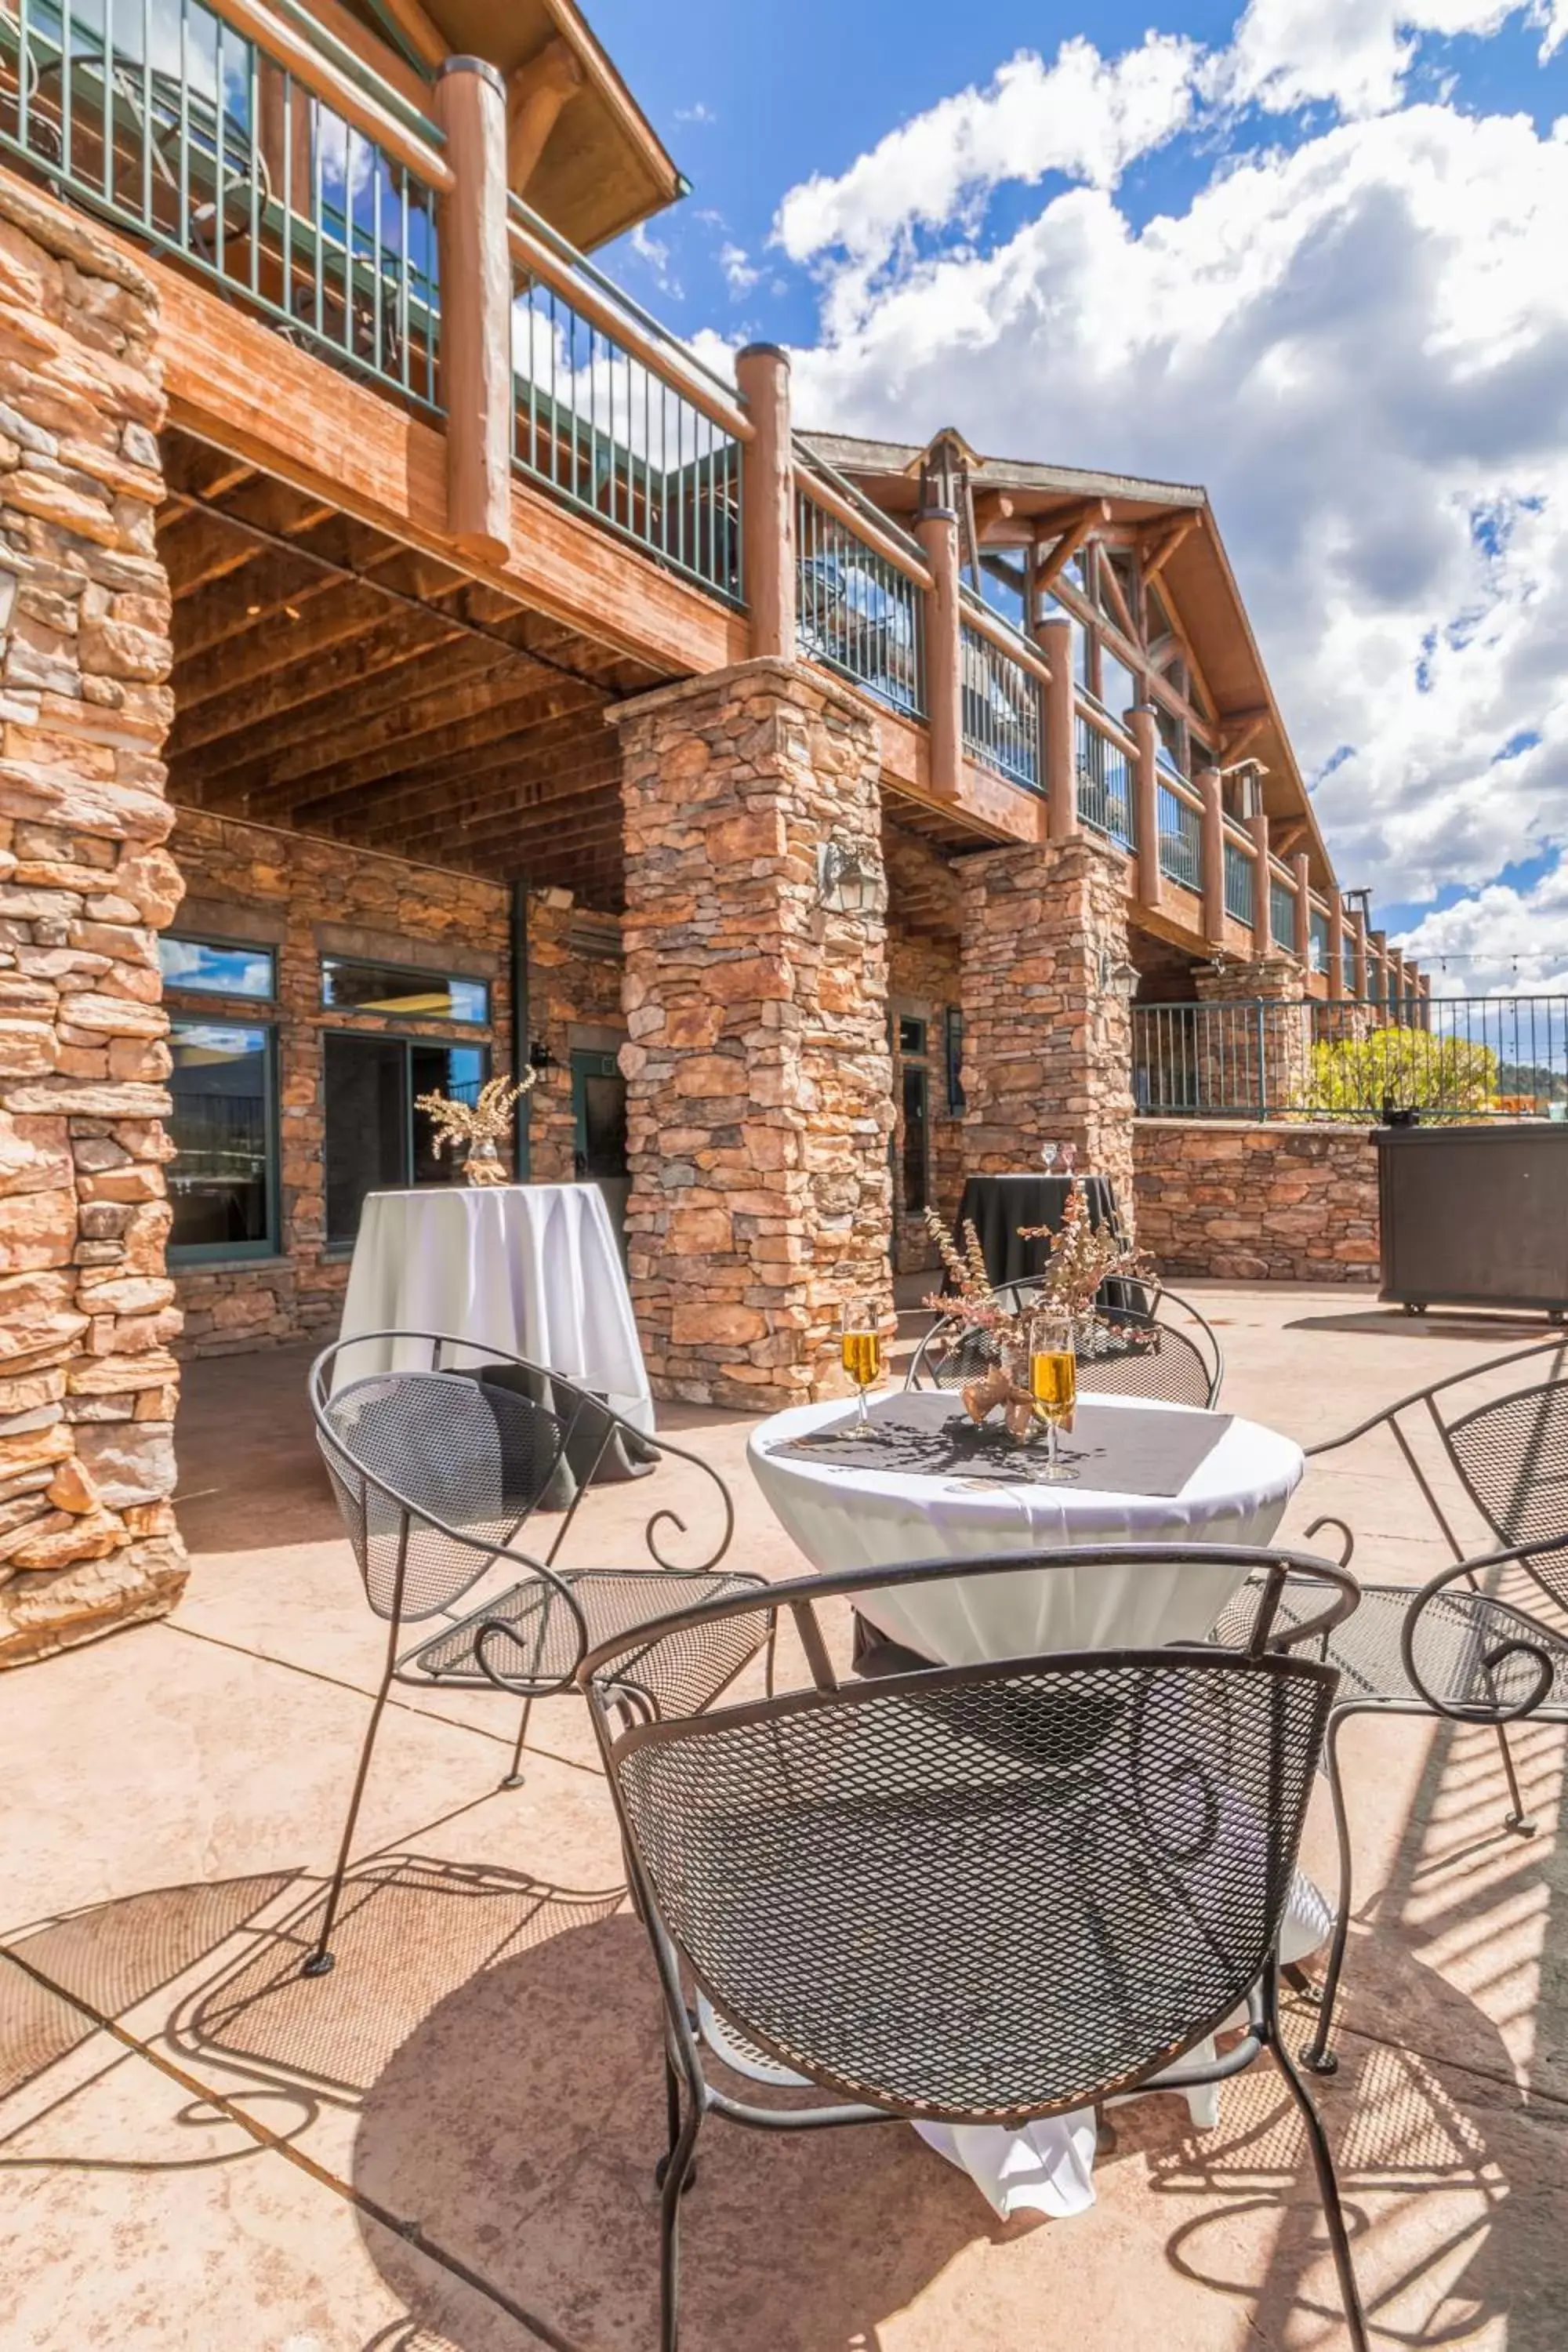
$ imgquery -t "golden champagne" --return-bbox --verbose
[841,1330,882,1387]
[1029,1348,1076,1424]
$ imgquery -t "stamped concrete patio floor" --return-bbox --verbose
[4,1283,1567,2351]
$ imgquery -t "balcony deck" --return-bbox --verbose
[2,1284,1562,2350]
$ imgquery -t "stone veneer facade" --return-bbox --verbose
[1134,1118,1381,1282]
[959,831,1137,1225]
[0,177,187,1663]
[168,808,625,1354]
[614,658,895,1407]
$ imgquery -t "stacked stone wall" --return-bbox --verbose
[1133,1118,1381,1282]
[615,659,894,1408]
[959,832,1137,1229]
[0,173,186,1663]
[169,811,622,1353]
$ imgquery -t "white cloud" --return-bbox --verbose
[775,36,1200,272]
[1537,0,1568,56]
[775,61,1568,934]
[720,242,760,296]
[1396,868,1568,993]
[1221,0,1523,121]
[674,100,717,125]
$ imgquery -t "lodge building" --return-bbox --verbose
[0,0,1420,1661]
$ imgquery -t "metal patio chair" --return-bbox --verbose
[579,1546,1367,2352]
[302,1328,768,1980]
[907,1282,1224,1410]
[1214,1338,1568,2072]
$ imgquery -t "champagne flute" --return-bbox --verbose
[1040,1141,1058,1172]
[1027,1308,1078,1483]
[840,1304,882,1432]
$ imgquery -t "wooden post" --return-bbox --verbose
[1370,930,1388,1009]
[1198,765,1225,946]
[915,506,962,804]
[1129,706,1161,912]
[1036,612,1079,840]
[735,344,796,662]
[506,38,582,193]
[1247,808,1271,956]
[1292,850,1312,971]
[1328,893,1345,999]
[1352,908,1370,999]
[436,58,513,563]
[1390,946,1406,1022]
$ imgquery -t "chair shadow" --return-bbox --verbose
[1286,1307,1555,1344]
[349,1908,1018,2352]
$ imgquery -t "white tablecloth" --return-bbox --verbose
[748,1392,1304,1663]
[746,1388,1312,2219]
[336,1184,653,1432]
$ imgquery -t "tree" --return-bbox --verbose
[1301,1025,1501,1118]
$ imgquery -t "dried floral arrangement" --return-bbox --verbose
[415,1071,536,1185]
[921,1185,1154,1432]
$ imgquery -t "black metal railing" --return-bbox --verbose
[1223,829,1254,926]
[1133,995,1568,1122]
[796,486,924,715]
[1077,706,1134,848]
[0,0,443,406]
[960,612,1040,790]
[1157,776,1202,891]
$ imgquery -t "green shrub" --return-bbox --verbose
[1301,1025,1500,1117]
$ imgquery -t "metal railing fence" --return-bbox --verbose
[1269,876,1295,952]
[0,0,443,405]
[1077,710,1134,848]
[1309,908,1330,975]
[1156,779,1201,891]
[796,487,924,715]
[512,253,742,602]
[960,618,1040,790]
[1133,995,1568,1122]
[1223,834,1254,926]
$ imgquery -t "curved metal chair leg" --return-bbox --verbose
[1269,2019,1370,2352]
[500,1697,534,1791]
[1494,1720,1537,1837]
[1301,1708,1356,2075]
[302,1657,394,1978]
[657,2060,704,2352]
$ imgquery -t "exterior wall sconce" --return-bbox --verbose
[816,837,880,916]
[527,1038,560,1078]
[1097,947,1140,1000]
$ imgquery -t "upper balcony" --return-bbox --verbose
[0,0,1414,996]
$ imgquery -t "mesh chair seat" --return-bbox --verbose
[618,1657,1327,2123]
[1218,1574,1568,1714]
[408,1569,768,1712]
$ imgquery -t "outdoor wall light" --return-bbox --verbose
[817,837,880,916]
[1097,948,1141,1000]
[527,1038,560,1077]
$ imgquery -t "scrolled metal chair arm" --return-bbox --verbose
[1399,1545,1568,1726]
[1248,1554,1361,1654]
[1304,1515,1356,1569]
[631,1428,736,1573]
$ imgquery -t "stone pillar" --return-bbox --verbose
[958,831,1135,1225]
[1194,956,1311,1117]
[0,176,186,1665]
[612,658,894,1409]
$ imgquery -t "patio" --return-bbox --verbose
[3,1282,1566,2352]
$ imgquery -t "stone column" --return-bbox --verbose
[1194,956,1311,1117]
[611,658,894,1409]
[0,176,186,1665]
[958,830,1136,1226]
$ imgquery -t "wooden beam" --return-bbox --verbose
[296,702,612,829]
[1096,551,1138,650]
[205,0,452,190]
[971,490,1016,544]
[365,0,447,71]
[1034,500,1112,597]
[227,674,593,809]
[1141,514,1199,583]
[1219,706,1271,763]
[171,610,466,754]
[508,38,583,192]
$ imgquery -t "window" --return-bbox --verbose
[1101,650,1139,722]
[161,932,279,1262]
[901,1064,930,1213]
[944,1006,966,1115]
[323,1034,490,1245]
[321,956,488,1025]
[158,935,276,999]
[897,1014,927,1058]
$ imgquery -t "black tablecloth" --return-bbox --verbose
[953,1173,1120,1288]
[770,1392,1231,1494]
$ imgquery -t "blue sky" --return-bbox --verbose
[583,3,1568,991]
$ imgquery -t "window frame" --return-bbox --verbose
[319,952,492,1027]
[321,1025,494,1250]
[158,929,279,1004]
[164,1015,281,1265]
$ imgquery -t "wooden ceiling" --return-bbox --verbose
[159,429,661,909]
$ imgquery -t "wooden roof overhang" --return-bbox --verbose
[159,426,662,908]
[800,430,1337,896]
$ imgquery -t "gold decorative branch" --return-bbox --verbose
[415,1070,536,1160]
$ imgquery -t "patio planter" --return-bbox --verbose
[1375,1123,1568,1316]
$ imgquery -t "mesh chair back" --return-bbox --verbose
[316,1370,566,1621]
[1446,1376,1568,1610]
[594,1606,1334,2123]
